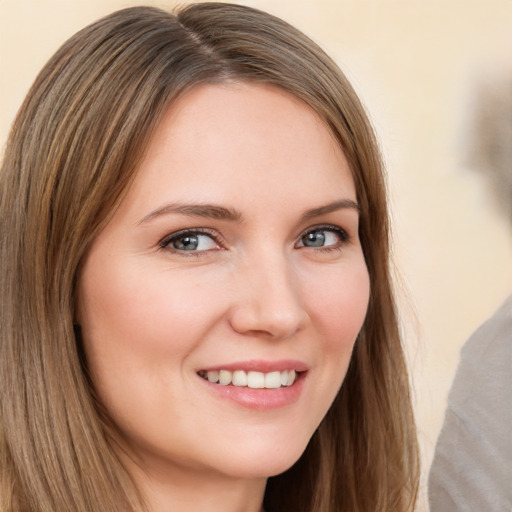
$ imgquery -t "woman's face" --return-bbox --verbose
[77,83,369,483]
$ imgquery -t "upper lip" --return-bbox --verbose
[198,359,309,373]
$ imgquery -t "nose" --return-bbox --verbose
[228,252,309,340]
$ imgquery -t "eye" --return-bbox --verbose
[160,229,220,253]
[296,226,349,250]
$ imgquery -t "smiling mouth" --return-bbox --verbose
[198,369,297,389]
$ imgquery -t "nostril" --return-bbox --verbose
[229,301,309,339]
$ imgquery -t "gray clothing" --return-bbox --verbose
[428,296,512,511]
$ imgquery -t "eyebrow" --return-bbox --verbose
[138,203,243,225]
[138,198,359,225]
[300,199,360,222]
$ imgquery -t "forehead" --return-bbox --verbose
[120,82,356,219]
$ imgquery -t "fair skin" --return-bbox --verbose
[77,82,370,512]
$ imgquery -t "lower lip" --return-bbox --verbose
[199,373,306,410]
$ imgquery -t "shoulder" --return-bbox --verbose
[428,296,512,511]
[460,295,512,362]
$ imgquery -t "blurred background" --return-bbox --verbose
[2,1,512,509]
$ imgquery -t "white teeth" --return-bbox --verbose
[232,370,247,387]
[218,370,232,386]
[203,369,298,388]
[264,371,282,389]
[207,370,219,383]
[247,371,265,389]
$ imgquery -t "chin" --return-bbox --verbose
[213,436,311,480]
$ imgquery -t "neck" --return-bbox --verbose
[126,454,267,512]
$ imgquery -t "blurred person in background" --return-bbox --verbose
[429,72,512,511]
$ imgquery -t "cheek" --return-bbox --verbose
[77,259,228,434]
[291,259,369,436]
[79,261,216,352]
[306,260,370,357]
[76,258,229,408]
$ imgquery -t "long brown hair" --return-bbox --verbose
[0,3,419,511]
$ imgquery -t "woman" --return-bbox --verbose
[0,3,419,511]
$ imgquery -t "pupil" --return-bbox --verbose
[174,235,198,251]
[304,231,325,247]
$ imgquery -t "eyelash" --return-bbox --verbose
[159,224,350,256]
[297,224,350,253]
[159,228,222,257]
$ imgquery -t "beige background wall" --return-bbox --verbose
[2,1,512,509]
